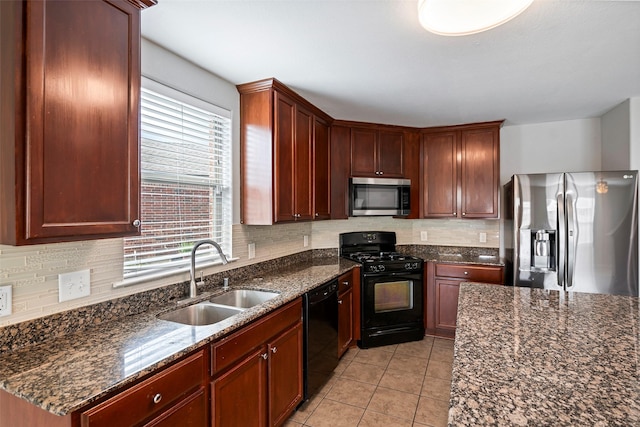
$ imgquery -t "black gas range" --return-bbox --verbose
[340,232,425,348]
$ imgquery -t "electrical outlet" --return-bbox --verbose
[303,235,309,247]
[58,270,91,302]
[248,243,256,259]
[0,285,12,317]
[479,232,487,243]
[420,231,428,241]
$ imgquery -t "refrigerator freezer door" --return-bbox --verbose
[512,173,564,290]
[565,171,638,296]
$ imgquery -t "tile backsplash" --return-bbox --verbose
[0,218,498,326]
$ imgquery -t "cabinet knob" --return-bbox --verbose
[152,393,162,404]
[464,271,468,275]
[338,299,343,304]
[315,213,319,217]
[462,212,466,216]
[453,212,456,216]
[379,171,383,175]
[342,281,350,287]
[132,219,141,227]
[271,347,277,354]
[261,353,268,360]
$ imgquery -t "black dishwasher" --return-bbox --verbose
[302,279,339,401]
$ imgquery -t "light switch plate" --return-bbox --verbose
[58,270,91,302]
[0,285,12,317]
[420,231,428,241]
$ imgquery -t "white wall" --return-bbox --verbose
[142,39,242,224]
[601,100,631,170]
[630,97,640,171]
[500,118,602,185]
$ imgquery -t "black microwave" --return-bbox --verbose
[349,177,411,216]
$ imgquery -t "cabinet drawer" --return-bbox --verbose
[212,298,302,374]
[81,351,205,427]
[435,264,503,284]
[338,271,354,294]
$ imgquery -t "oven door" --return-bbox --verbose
[361,272,423,330]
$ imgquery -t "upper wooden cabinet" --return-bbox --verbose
[350,126,404,178]
[0,0,155,245]
[421,121,502,219]
[313,117,331,220]
[238,78,333,225]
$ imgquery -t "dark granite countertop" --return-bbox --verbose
[400,244,504,266]
[0,257,357,416]
[449,283,640,426]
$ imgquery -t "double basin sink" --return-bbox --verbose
[158,289,280,326]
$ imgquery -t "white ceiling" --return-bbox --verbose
[141,0,640,128]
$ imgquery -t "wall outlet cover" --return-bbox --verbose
[59,269,91,303]
[248,243,256,259]
[479,232,487,243]
[420,231,428,241]
[0,285,12,317]
[303,235,309,247]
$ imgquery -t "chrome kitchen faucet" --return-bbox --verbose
[189,240,228,298]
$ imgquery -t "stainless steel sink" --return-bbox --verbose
[158,303,243,326]
[209,289,279,308]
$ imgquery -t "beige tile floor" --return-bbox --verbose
[285,336,454,427]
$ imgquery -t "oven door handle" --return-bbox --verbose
[363,271,423,278]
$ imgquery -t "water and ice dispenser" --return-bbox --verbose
[531,230,555,270]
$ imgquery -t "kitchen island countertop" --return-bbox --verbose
[450,283,640,426]
[0,257,356,416]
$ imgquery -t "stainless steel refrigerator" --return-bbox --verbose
[504,171,638,296]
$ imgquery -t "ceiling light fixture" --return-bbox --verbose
[418,0,534,36]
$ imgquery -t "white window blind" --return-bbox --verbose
[123,84,232,281]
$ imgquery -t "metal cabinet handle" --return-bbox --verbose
[271,347,277,354]
[133,219,141,227]
[152,393,162,404]
[261,353,268,360]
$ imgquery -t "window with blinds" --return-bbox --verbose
[123,85,232,281]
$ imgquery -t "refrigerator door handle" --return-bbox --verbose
[557,193,565,287]
[565,193,577,290]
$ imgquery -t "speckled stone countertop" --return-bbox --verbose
[400,244,504,266]
[449,283,640,426]
[0,257,356,416]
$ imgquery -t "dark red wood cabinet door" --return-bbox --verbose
[268,322,303,427]
[313,117,331,220]
[422,132,458,218]
[460,127,499,218]
[274,92,296,223]
[24,0,141,241]
[212,348,268,427]
[434,279,460,337]
[377,130,404,177]
[351,128,378,177]
[338,289,354,357]
[294,106,313,221]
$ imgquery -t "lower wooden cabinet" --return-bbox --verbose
[425,262,504,338]
[338,272,353,357]
[81,350,207,427]
[338,269,360,357]
[211,298,303,427]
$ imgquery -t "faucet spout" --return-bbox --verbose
[189,240,229,298]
